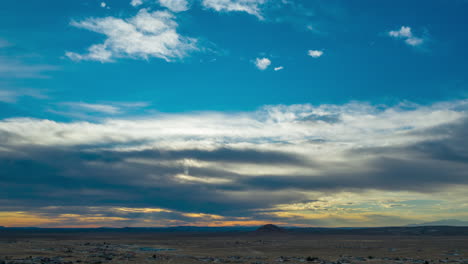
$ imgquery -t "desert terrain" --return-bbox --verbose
[1,226,467,264]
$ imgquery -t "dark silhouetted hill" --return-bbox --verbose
[256,224,285,233]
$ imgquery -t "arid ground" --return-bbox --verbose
[1,228,467,264]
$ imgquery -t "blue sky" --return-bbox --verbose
[1,0,468,116]
[0,0,468,227]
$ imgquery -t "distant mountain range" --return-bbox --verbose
[407,219,468,227]
[1,225,468,236]
[1,219,467,232]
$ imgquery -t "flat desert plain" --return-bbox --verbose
[1,229,468,264]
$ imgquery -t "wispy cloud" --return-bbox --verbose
[254,57,271,70]
[388,26,425,47]
[0,39,11,48]
[66,9,197,62]
[62,102,121,114]
[0,57,58,79]
[0,89,47,103]
[159,0,190,12]
[0,39,58,79]
[274,66,284,71]
[130,0,143,6]
[56,101,150,116]
[202,0,267,19]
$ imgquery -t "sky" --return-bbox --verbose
[0,0,468,228]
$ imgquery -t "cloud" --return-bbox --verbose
[2,100,466,149]
[1,100,468,226]
[274,66,284,71]
[254,57,271,70]
[130,0,143,6]
[159,0,190,12]
[129,0,189,12]
[202,0,267,19]
[0,57,58,79]
[388,26,424,47]
[306,25,315,31]
[62,103,121,114]
[308,50,323,58]
[52,101,150,118]
[0,40,58,79]
[66,9,197,62]
[389,26,412,38]
[0,39,11,48]
[0,89,47,103]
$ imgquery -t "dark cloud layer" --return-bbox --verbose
[81,147,310,165]
[240,157,468,192]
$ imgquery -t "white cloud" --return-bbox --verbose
[388,26,424,47]
[129,0,189,11]
[66,9,197,63]
[389,26,412,38]
[100,2,107,8]
[405,37,423,46]
[133,0,265,17]
[274,66,284,71]
[130,0,143,6]
[202,0,267,19]
[254,57,271,70]
[308,50,323,58]
[159,0,189,12]
[1,100,466,153]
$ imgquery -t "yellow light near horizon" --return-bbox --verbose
[195,220,287,227]
[0,212,59,227]
[182,213,225,220]
[112,207,173,213]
